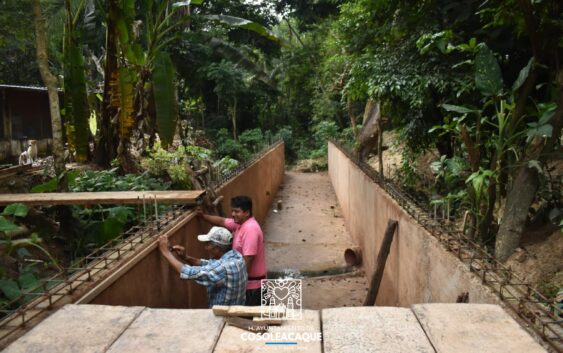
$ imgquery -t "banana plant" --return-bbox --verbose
[84,0,284,167]
[63,0,91,162]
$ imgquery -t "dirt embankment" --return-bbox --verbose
[364,131,562,298]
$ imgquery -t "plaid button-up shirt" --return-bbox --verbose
[180,249,247,307]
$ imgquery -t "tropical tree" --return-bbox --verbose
[0,0,41,85]
[32,0,65,175]
[62,0,91,162]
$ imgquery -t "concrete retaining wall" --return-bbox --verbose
[87,142,285,308]
[328,142,498,306]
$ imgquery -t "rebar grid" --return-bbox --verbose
[331,141,562,352]
[0,203,190,343]
[0,139,284,345]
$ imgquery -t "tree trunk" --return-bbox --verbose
[377,118,384,179]
[95,0,118,167]
[495,70,563,261]
[32,0,65,176]
[231,98,238,141]
[347,97,359,140]
[495,167,539,261]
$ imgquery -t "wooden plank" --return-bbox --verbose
[3,304,144,353]
[226,305,284,318]
[322,307,435,353]
[412,303,547,353]
[0,190,205,206]
[107,308,224,353]
[364,219,397,306]
[212,305,231,316]
[0,165,32,180]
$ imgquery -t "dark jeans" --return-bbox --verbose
[245,288,261,306]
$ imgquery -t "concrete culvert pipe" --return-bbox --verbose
[344,246,362,266]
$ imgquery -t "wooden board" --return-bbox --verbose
[322,307,435,353]
[3,304,144,353]
[0,165,33,180]
[226,305,284,318]
[107,308,224,353]
[0,190,205,206]
[412,304,546,353]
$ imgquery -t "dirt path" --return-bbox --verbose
[263,171,368,309]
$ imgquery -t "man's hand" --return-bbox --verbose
[196,207,227,227]
[158,235,169,254]
[171,245,186,258]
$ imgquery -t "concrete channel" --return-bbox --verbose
[0,140,558,352]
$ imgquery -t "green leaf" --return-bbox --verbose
[466,169,493,199]
[474,43,504,96]
[526,123,553,142]
[17,248,32,259]
[107,206,133,224]
[18,271,38,292]
[538,107,555,125]
[173,0,204,7]
[31,177,58,193]
[92,218,124,246]
[204,15,285,46]
[153,51,178,148]
[0,216,19,232]
[441,104,479,114]
[0,279,20,301]
[2,203,28,218]
[512,57,534,93]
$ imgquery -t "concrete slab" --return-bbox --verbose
[3,304,144,353]
[412,303,546,353]
[322,307,435,353]
[213,310,322,353]
[107,308,224,353]
[302,272,368,310]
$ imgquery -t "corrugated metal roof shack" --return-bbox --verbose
[0,85,56,162]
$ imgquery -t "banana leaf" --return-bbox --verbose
[152,51,178,147]
[204,15,286,47]
[62,3,90,162]
[109,67,135,141]
[66,44,91,161]
[118,67,136,140]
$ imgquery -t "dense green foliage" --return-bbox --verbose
[0,0,561,265]
[271,0,562,252]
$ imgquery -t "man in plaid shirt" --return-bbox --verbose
[158,227,247,307]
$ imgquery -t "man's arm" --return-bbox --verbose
[244,256,255,271]
[171,245,201,266]
[159,236,184,274]
[160,236,222,285]
[196,207,226,226]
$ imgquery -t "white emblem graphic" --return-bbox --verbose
[261,279,302,320]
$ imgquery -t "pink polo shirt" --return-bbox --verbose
[224,217,266,290]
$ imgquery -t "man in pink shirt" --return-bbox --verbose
[198,195,266,306]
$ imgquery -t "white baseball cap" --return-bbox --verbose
[197,227,233,246]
